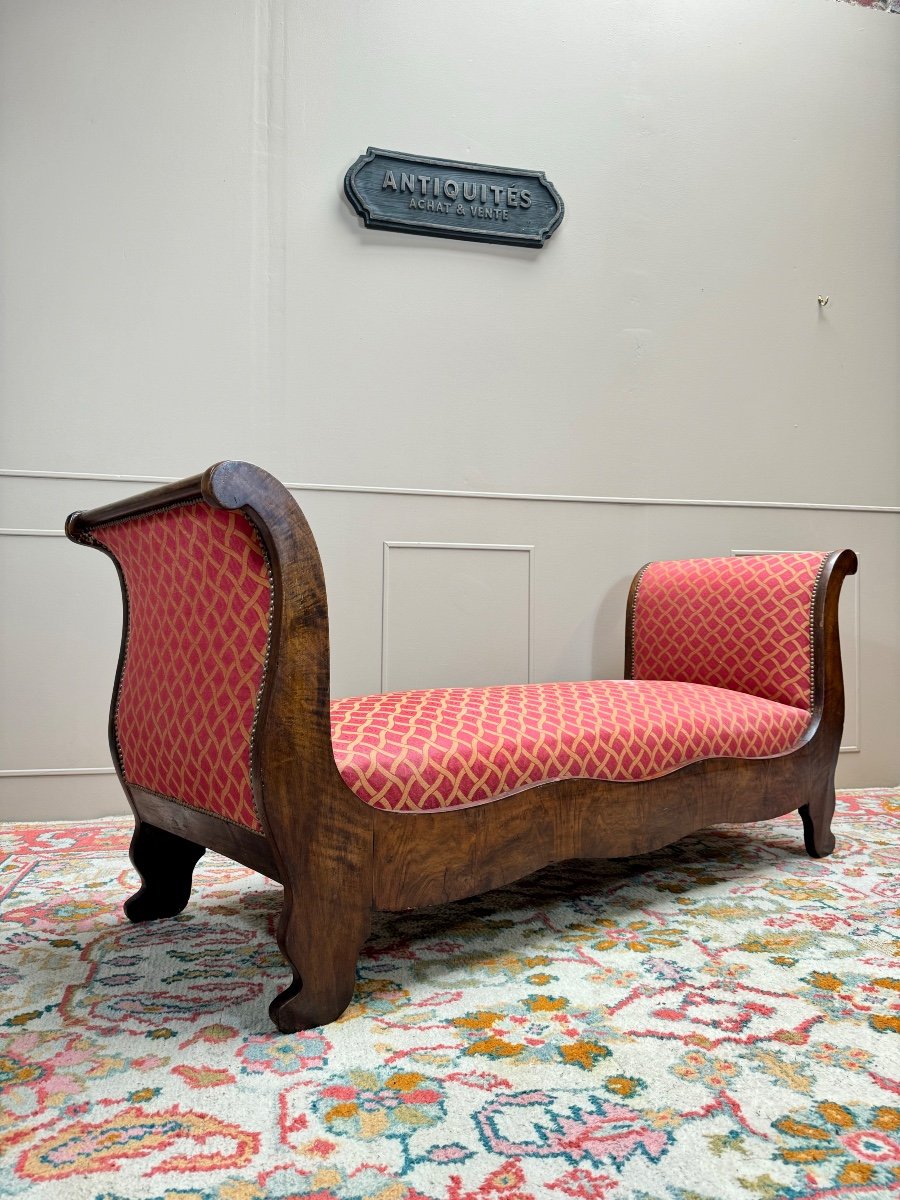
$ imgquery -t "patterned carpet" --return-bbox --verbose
[1,791,897,1200]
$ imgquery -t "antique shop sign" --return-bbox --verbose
[344,148,564,249]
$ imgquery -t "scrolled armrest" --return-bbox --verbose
[624,551,856,712]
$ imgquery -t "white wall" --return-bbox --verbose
[1,0,898,820]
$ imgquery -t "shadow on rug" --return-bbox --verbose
[1,790,898,1199]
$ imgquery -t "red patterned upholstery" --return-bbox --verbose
[330,680,809,812]
[631,554,827,710]
[91,503,271,832]
[87,525,821,822]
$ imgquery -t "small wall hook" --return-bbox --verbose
[818,296,829,307]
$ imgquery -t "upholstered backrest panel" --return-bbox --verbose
[91,502,271,831]
[630,553,827,711]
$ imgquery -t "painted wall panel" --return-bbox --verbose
[0,535,120,770]
[1,476,891,823]
[0,774,123,825]
[0,0,897,821]
[382,544,533,693]
[0,0,264,477]
[279,0,900,506]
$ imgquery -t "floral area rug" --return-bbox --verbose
[1,790,898,1200]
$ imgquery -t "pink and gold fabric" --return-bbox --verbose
[330,680,809,813]
[88,529,822,823]
[91,503,271,832]
[631,553,827,711]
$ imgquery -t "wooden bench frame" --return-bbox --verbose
[66,460,858,1032]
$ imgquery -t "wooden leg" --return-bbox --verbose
[124,820,206,922]
[799,784,837,859]
[269,884,372,1032]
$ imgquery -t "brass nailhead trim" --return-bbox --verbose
[807,555,829,714]
[629,563,652,680]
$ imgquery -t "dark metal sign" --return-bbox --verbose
[344,148,564,249]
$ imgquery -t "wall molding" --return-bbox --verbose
[251,0,286,423]
[0,540,867,773]
[0,528,65,537]
[0,767,116,778]
[381,541,535,692]
[0,483,874,773]
[2,468,898,516]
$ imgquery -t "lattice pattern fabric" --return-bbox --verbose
[91,503,271,832]
[631,553,826,710]
[330,680,810,812]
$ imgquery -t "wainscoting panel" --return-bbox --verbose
[381,542,534,693]
[1,473,897,819]
[0,532,121,773]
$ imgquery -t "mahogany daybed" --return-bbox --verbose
[66,461,857,1032]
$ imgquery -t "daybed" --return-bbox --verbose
[66,461,857,1032]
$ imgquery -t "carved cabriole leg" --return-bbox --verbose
[266,784,374,1033]
[269,875,372,1033]
[796,548,857,859]
[124,819,206,922]
[799,780,837,859]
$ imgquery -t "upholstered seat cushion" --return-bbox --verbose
[330,680,809,813]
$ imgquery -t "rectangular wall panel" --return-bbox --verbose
[381,543,533,693]
[0,533,121,771]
